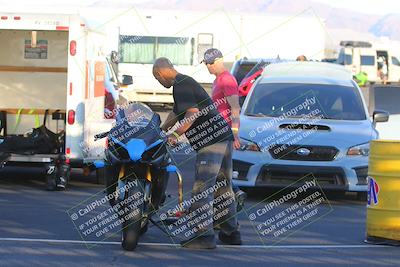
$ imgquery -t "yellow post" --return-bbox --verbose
[366,140,400,245]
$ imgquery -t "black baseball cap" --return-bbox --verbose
[202,48,223,64]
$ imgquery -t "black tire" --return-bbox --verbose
[104,165,119,206]
[140,220,149,236]
[150,168,169,210]
[96,168,106,185]
[45,164,57,191]
[121,180,145,251]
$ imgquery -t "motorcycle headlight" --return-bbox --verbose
[237,138,261,152]
[347,142,370,156]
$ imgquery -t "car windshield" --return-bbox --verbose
[245,83,366,120]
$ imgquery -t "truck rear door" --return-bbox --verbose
[389,54,400,82]
[83,59,117,162]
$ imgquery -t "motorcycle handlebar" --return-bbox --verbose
[94,131,109,141]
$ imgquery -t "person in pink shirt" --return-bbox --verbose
[202,48,240,148]
[202,48,246,211]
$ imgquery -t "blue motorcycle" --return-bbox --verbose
[94,102,183,251]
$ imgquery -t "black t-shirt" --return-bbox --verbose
[173,73,233,151]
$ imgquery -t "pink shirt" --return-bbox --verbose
[212,71,239,126]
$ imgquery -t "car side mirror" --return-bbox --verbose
[373,109,389,124]
[121,75,133,86]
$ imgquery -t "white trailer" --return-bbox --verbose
[98,9,327,104]
[0,12,126,188]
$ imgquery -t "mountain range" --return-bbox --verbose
[2,0,400,41]
[126,0,400,41]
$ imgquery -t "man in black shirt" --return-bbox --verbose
[153,57,241,249]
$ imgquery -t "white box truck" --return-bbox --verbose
[0,12,130,189]
[102,9,327,104]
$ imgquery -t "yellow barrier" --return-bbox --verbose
[366,140,400,245]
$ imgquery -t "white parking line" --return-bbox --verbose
[0,237,389,249]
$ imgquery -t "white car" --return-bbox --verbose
[233,61,389,195]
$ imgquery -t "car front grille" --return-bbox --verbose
[256,165,346,189]
[269,144,339,161]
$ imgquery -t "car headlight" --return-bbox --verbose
[347,142,370,156]
[237,138,261,152]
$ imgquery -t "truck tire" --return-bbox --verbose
[121,180,145,251]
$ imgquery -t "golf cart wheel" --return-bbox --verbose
[121,180,145,251]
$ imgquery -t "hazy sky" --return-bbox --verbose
[0,0,399,15]
[312,0,400,15]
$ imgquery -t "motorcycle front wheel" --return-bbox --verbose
[121,179,145,251]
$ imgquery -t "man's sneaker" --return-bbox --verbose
[56,164,70,190]
[218,230,242,245]
[56,177,67,190]
[180,235,217,249]
[235,190,247,212]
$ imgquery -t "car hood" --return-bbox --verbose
[240,116,377,150]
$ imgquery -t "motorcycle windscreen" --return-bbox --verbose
[109,102,162,148]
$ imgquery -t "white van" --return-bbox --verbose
[0,12,130,188]
[337,41,400,83]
